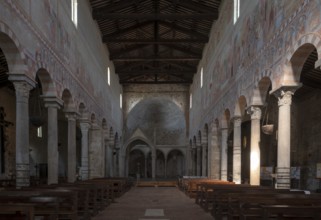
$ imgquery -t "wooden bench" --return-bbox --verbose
[0,203,34,220]
[235,194,321,220]
[0,191,59,220]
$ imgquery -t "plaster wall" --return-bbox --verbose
[190,0,321,133]
[0,0,122,132]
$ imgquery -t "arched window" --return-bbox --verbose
[71,0,78,27]
[107,67,111,85]
[233,0,240,24]
[200,68,203,88]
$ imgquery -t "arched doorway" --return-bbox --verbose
[126,139,152,179]
[166,149,185,178]
[156,149,165,178]
[291,44,321,190]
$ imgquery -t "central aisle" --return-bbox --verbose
[92,186,213,220]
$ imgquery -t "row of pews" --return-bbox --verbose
[179,177,321,219]
[0,177,132,219]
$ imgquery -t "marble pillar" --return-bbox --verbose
[201,144,207,177]
[220,128,228,181]
[248,106,262,186]
[152,150,156,180]
[43,97,63,185]
[275,90,293,189]
[80,121,90,180]
[196,145,201,176]
[9,75,35,188]
[233,117,242,184]
[65,112,77,183]
[144,156,148,178]
[209,123,220,179]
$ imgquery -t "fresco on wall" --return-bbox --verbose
[44,0,57,46]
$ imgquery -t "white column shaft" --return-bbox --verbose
[221,128,228,181]
[233,118,242,184]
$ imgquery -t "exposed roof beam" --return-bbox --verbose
[102,21,153,39]
[93,13,218,20]
[110,44,150,57]
[163,61,196,71]
[103,39,208,44]
[177,0,218,14]
[92,1,137,17]
[112,56,201,61]
[161,44,202,56]
[159,21,209,40]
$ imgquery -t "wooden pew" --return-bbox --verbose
[234,193,321,220]
[0,203,34,220]
[261,205,321,220]
[0,191,59,220]
[183,178,233,198]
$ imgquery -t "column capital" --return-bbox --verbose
[64,111,79,121]
[247,106,262,120]
[270,85,301,98]
[233,117,242,126]
[8,73,36,88]
[42,96,63,109]
[220,127,228,131]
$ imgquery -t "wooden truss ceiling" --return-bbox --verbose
[90,0,221,84]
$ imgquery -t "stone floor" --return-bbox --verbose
[92,187,214,220]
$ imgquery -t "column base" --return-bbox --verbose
[81,167,89,180]
[221,170,227,181]
[276,167,290,189]
[16,163,30,188]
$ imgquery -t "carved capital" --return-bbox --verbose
[247,106,262,120]
[65,111,79,121]
[42,96,63,109]
[13,81,33,100]
[277,90,293,107]
[233,117,242,127]
[79,122,91,134]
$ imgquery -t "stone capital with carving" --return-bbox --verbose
[64,111,79,121]
[42,96,63,109]
[277,90,293,107]
[247,106,262,120]
[233,117,242,127]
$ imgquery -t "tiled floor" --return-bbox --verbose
[92,187,213,220]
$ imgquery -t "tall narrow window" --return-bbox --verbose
[107,67,111,85]
[200,68,204,88]
[234,0,240,24]
[120,94,123,109]
[71,0,78,27]
[190,93,193,109]
[37,126,43,138]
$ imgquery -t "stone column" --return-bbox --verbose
[188,148,193,175]
[144,156,148,178]
[248,106,262,186]
[209,122,220,179]
[9,75,35,188]
[152,149,156,180]
[89,122,102,178]
[233,117,242,184]
[104,137,109,177]
[79,120,90,180]
[275,90,294,189]
[108,138,114,177]
[43,97,63,185]
[201,144,207,177]
[164,156,167,178]
[196,145,201,176]
[65,112,78,183]
[220,128,228,181]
